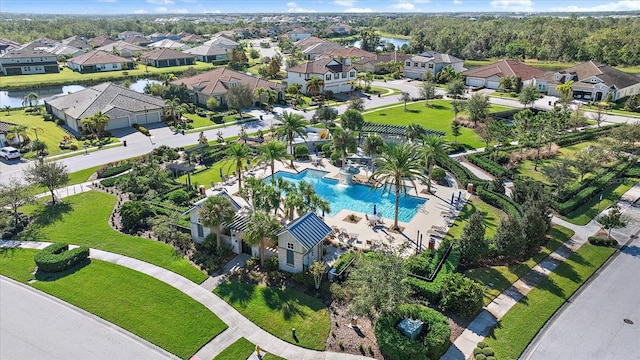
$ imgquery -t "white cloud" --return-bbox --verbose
[180,0,197,2]
[133,8,146,13]
[287,2,316,12]
[334,0,354,5]
[550,1,640,11]
[174,8,189,13]
[413,0,430,2]
[453,0,462,4]
[490,0,533,11]
[287,2,297,7]
[345,7,373,12]
[155,6,168,12]
[204,9,221,13]
[148,0,174,4]
[392,1,416,10]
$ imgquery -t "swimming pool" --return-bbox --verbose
[274,169,426,223]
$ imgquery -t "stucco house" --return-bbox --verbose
[322,47,376,62]
[0,121,20,147]
[66,50,134,73]
[60,36,93,51]
[140,48,195,68]
[148,39,190,51]
[301,41,344,61]
[353,51,410,74]
[183,35,240,62]
[118,31,144,40]
[88,35,116,48]
[43,44,85,58]
[0,37,22,55]
[533,61,640,102]
[286,58,356,95]
[286,27,314,41]
[45,82,166,132]
[277,212,331,273]
[171,67,284,107]
[324,23,353,36]
[0,48,60,75]
[404,51,464,80]
[96,41,147,58]
[461,59,545,89]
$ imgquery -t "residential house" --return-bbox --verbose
[96,41,147,58]
[66,50,134,73]
[118,31,144,40]
[0,49,59,75]
[461,59,545,90]
[88,35,116,48]
[148,39,190,51]
[60,36,93,51]
[322,47,376,62]
[171,67,284,106]
[183,36,240,62]
[148,32,181,42]
[22,37,60,49]
[353,51,410,74]
[286,27,314,41]
[203,35,240,48]
[404,50,464,80]
[122,36,153,47]
[286,57,356,95]
[43,44,85,58]
[180,34,205,45]
[324,23,353,36]
[0,38,21,54]
[45,82,166,132]
[292,36,324,50]
[277,212,331,273]
[534,61,640,102]
[301,41,344,60]
[140,48,195,68]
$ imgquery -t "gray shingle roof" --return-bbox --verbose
[278,212,331,250]
[0,120,18,134]
[68,50,132,66]
[141,48,195,61]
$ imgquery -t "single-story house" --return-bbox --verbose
[292,36,325,50]
[353,51,410,74]
[180,34,205,45]
[0,48,60,75]
[88,35,116,48]
[60,36,93,51]
[140,48,195,68]
[118,31,144,40]
[67,50,134,73]
[404,51,464,80]
[0,120,20,147]
[286,57,357,95]
[148,39,190,51]
[171,67,284,107]
[96,41,147,58]
[21,37,60,49]
[183,35,240,63]
[301,41,344,60]
[42,44,85,58]
[148,32,182,42]
[45,82,166,132]
[324,23,353,36]
[461,59,545,89]
[277,212,331,273]
[533,61,640,102]
[286,27,314,41]
[122,36,153,47]
[322,47,376,61]
[0,37,22,55]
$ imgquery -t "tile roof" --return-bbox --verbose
[420,50,463,64]
[461,59,545,81]
[0,48,55,59]
[88,35,116,48]
[541,61,640,89]
[354,52,410,66]
[203,35,240,47]
[67,50,132,66]
[148,39,187,49]
[302,41,344,55]
[277,212,331,250]
[45,82,166,120]
[323,47,375,60]
[171,67,283,96]
[96,40,146,53]
[140,48,195,61]
[122,36,152,46]
[181,34,205,43]
[287,57,354,75]
[0,120,18,134]
[293,36,325,49]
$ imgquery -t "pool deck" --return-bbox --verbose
[206,158,468,256]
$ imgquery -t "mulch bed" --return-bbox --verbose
[325,301,383,359]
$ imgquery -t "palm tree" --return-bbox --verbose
[277,111,308,168]
[199,195,236,249]
[255,87,266,103]
[399,91,411,111]
[226,143,252,191]
[165,97,181,125]
[163,73,177,86]
[283,186,304,221]
[331,128,357,167]
[306,76,324,96]
[4,105,11,115]
[81,111,110,140]
[419,134,449,194]
[6,125,28,147]
[244,210,281,267]
[363,134,385,174]
[372,142,424,230]
[266,90,278,111]
[405,123,425,142]
[499,76,513,93]
[258,140,291,181]
[21,92,39,108]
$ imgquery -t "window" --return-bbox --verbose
[287,243,294,249]
[334,73,339,80]
[406,61,411,66]
[421,63,425,68]
[414,62,418,67]
[326,74,331,80]
[350,71,355,78]
[197,224,204,237]
[428,63,434,69]
[286,245,294,266]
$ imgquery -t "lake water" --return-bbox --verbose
[351,36,410,50]
[0,78,161,109]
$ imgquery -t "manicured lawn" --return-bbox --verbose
[563,177,640,226]
[366,85,400,97]
[444,196,505,241]
[30,164,103,196]
[214,282,330,350]
[0,109,72,157]
[177,159,240,187]
[19,191,208,284]
[183,113,216,128]
[363,100,512,149]
[0,62,215,89]
[484,243,615,360]
[213,338,255,360]
[0,249,226,359]
[465,225,573,305]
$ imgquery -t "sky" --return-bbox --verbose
[1,0,640,14]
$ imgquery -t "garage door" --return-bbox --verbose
[486,80,501,89]
[466,77,484,87]
[106,117,130,130]
[145,111,161,124]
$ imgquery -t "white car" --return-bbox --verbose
[0,146,20,160]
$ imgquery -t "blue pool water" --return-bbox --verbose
[274,169,426,223]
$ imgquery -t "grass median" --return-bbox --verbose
[213,338,255,360]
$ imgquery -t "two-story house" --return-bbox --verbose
[286,58,356,95]
[0,48,60,75]
[404,50,464,80]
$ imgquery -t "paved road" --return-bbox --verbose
[522,233,640,360]
[0,276,175,360]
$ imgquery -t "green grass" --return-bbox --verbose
[484,243,615,360]
[19,191,208,284]
[183,113,215,128]
[0,109,72,157]
[30,164,103,196]
[465,225,573,305]
[213,338,256,360]
[563,177,640,226]
[444,197,505,241]
[366,85,400,97]
[0,62,215,89]
[0,249,226,359]
[363,100,512,149]
[176,159,240,186]
[214,282,330,350]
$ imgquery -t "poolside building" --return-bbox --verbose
[277,212,332,273]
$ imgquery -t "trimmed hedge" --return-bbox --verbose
[132,123,150,136]
[375,304,451,360]
[588,236,618,247]
[477,184,523,218]
[98,162,132,178]
[34,243,90,273]
[468,153,512,179]
[407,247,460,303]
[557,159,626,203]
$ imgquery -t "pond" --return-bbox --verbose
[0,78,162,109]
[351,36,410,50]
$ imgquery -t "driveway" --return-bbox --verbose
[0,276,175,360]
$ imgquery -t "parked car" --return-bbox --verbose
[0,146,20,160]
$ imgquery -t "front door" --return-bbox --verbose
[241,240,252,255]
[595,92,603,101]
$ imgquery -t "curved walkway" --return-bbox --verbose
[0,240,372,360]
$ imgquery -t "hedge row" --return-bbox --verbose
[374,304,451,360]
[468,153,513,179]
[624,162,640,177]
[98,162,132,178]
[34,243,90,273]
[477,184,523,218]
[132,123,150,136]
[555,125,618,147]
[588,236,619,247]
[407,247,460,303]
[553,160,633,215]
[405,240,452,278]
[100,177,118,187]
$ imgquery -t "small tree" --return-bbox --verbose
[0,178,34,226]
[451,119,462,144]
[439,273,484,317]
[591,103,606,128]
[24,161,69,204]
[458,212,487,265]
[399,91,411,111]
[419,79,436,107]
[493,216,526,260]
[624,95,638,112]
[310,261,326,290]
[518,85,539,108]
[598,208,627,239]
[542,160,575,195]
[467,92,490,125]
[312,104,337,128]
[347,95,365,112]
[119,201,152,232]
[226,83,254,118]
[572,150,598,182]
[206,97,219,111]
[522,199,551,252]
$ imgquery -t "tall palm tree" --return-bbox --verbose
[266,89,278,110]
[225,143,252,191]
[277,111,308,168]
[6,125,28,147]
[405,123,425,142]
[199,195,236,249]
[22,92,39,108]
[81,111,110,140]
[165,97,181,125]
[419,134,449,194]
[244,210,281,267]
[255,87,266,103]
[363,134,385,174]
[258,140,291,181]
[331,128,357,167]
[372,142,424,231]
[306,76,324,96]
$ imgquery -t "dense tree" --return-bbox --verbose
[446,79,465,119]
[439,273,484,317]
[119,201,152,233]
[199,195,237,249]
[24,161,69,204]
[150,214,192,255]
[572,148,603,182]
[624,95,639,112]
[467,92,490,125]
[229,47,248,69]
[267,57,281,78]
[359,28,381,52]
[363,134,385,173]
[518,85,539,108]
[0,178,34,227]
[244,210,281,267]
[493,216,526,260]
[340,109,364,137]
[522,199,551,252]
[598,208,627,239]
[278,111,308,168]
[225,83,254,118]
[458,212,487,265]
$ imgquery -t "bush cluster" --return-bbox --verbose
[557,159,625,202]
[100,177,118,187]
[333,251,356,275]
[588,236,618,247]
[405,240,451,279]
[439,273,484,317]
[97,162,132,178]
[34,243,90,273]
[477,184,523,218]
[473,342,497,360]
[132,123,150,136]
[407,247,460,303]
[468,153,512,178]
[294,145,309,159]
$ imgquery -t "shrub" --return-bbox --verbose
[98,162,132,178]
[475,354,487,360]
[245,256,259,269]
[474,347,483,355]
[322,142,333,155]
[588,236,618,247]
[431,167,447,182]
[292,270,315,289]
[119,201,152,232]
[439,273,484,317]
[477,341,488,349]
[294,145,309,159]
[329,282,347,301]
[482,347,495,356]
[407,247,460,303]
[34,243,90,273]
[333,251,357,274]
[100,177,118,187]
[132,123,150,136]
[448,142,466,153]
[167,189,190,206]
[265,255,279,272]
[68,143,78,151]
[330,151,341,164]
